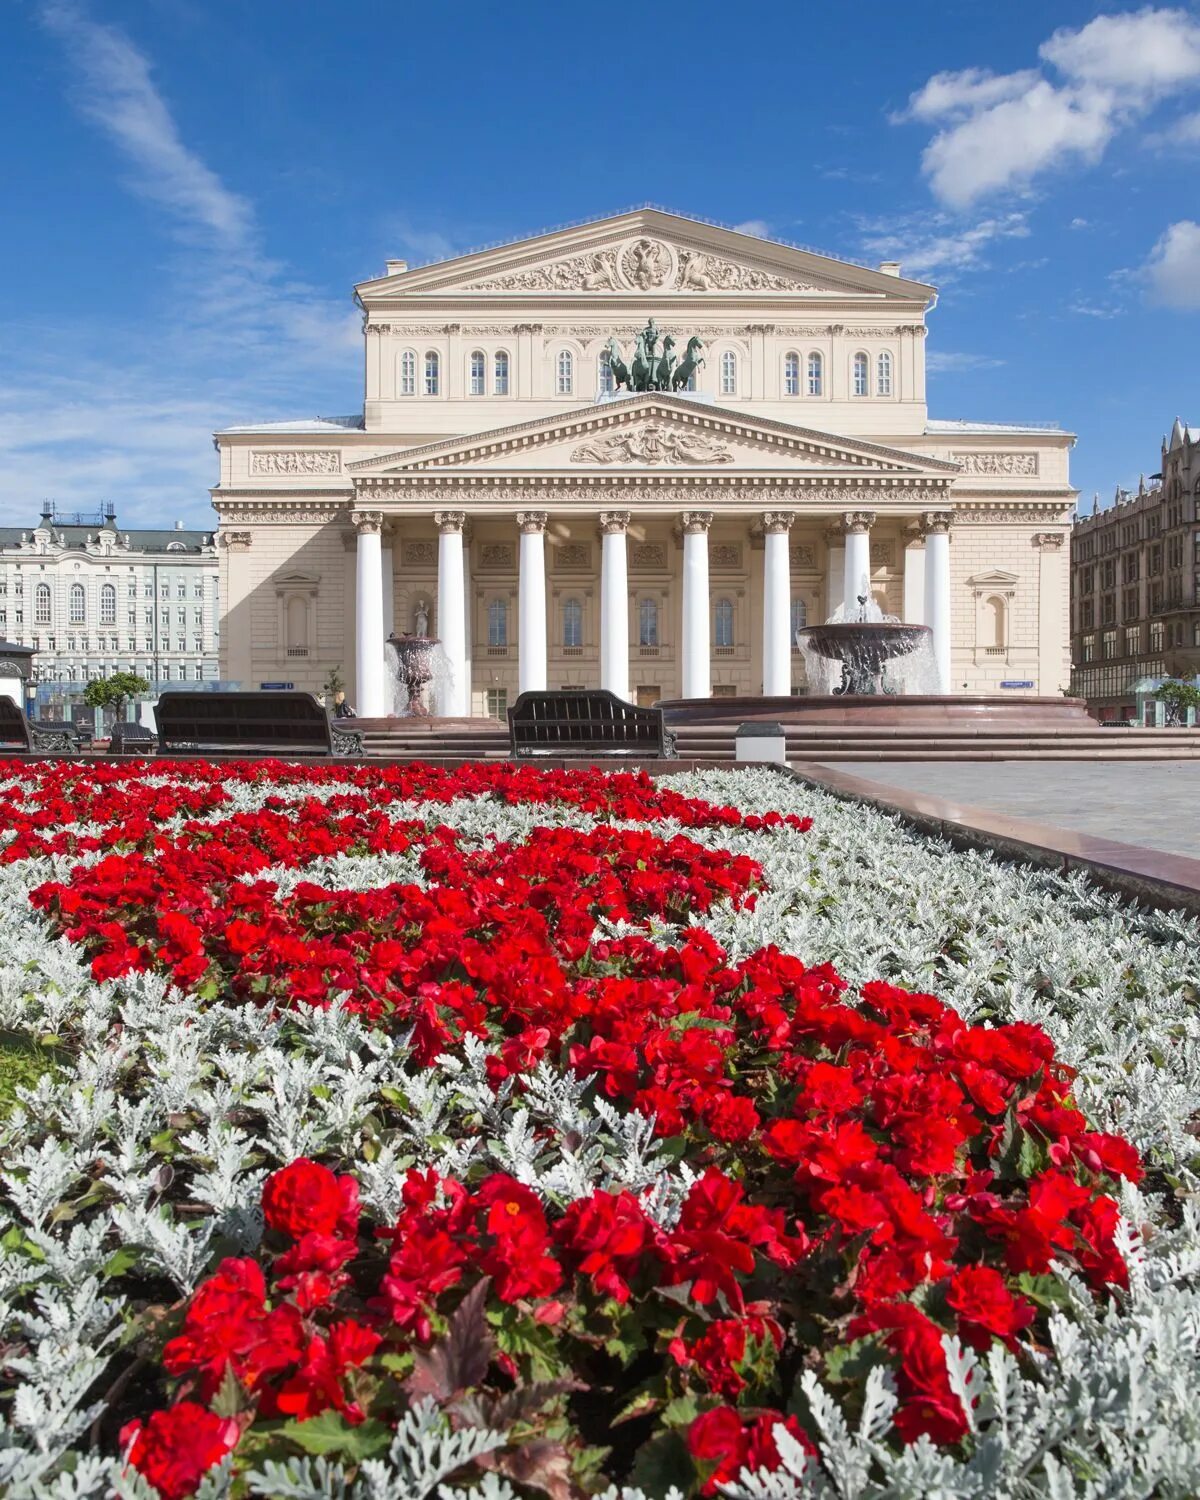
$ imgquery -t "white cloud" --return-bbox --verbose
[39,1,255,254]
[1040,8,1200,92]
[732,219,772,239]
[925,351,1005,373]
[1147,109,1200,145]
[922,80,1114,208]
[859,211,1029,279]
[1145,220,1200,307]
[1070,216,1090,228]
[899,67,1041,123]
[2,5,365,524]
[898,7,1200,206]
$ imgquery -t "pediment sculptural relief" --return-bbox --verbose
[570,423,734,465]
[466,237,818,293]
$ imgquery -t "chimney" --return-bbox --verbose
[878,261,902,277]
[174,519,184,531]
[385,259,408,276]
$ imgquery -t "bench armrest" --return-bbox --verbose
[331,725,365,757]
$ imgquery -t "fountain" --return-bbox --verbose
[797,584,938,697]
[385,632,452,716]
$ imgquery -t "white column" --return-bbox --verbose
[826,542,845,618]
[922,511,953,694]
[352,509,385,717]
[842,510,875,614]
[681,511,713,699]
[517,511,548,694]
[762,511,794,696]
[903,537,926,624]
[461,528,473,714]
[599,511,631,700]
[1034,531,1067,695]
[381,537,395,639]
[435,510,468,717]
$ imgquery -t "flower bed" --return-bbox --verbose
[1,759,1198,1500]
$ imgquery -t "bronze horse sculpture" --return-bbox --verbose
[654,333,677,392]
[671,335,705,391]
[603,336,630,392]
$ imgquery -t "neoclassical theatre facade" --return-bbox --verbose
[212,209,1075,715]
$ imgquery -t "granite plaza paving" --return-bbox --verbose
[818,760,1200,860]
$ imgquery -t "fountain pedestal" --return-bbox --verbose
[798,621,933,696]
[386,633,440,717]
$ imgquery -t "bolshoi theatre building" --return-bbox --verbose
[211,209,1076,717]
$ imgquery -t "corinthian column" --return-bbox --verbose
[842,510,875,613]
[599,511,631,701]
[922,511,953,693]
[680,511,713,699]
[517,512,548,694]
[351,508,385,717]
[435,511,468,717]
[762,512,794,696]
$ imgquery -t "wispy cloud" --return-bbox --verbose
[896,8,1200,207]
[1144,219,1200,307]
[0,3,363,525]
[857,210,1029,280]
[926,351,1006,373]
[731,219,772,239]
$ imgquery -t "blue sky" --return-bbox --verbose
[2,0,1198,527]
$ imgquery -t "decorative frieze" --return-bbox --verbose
[555,543,591,569]
[952,452,1039,476]
[480,543,515,569]
[1032,532,1067,550]
[214,502,349,523]
[790,543,817,569]
[464,237,821,294]
[571,424,734,466]
[711,543,743,568]
[218,530,253,551]
[402,540,436,567]
[630,542,667,568]
[250,450,341,475]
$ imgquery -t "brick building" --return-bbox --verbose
[1070,419,1200,719]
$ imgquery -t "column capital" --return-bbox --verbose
[516,511,549,534]
[598,510,632,535]
[920,510,955,536]
[680,510,714,534]
[761,510,795,534]
[434,510,467,534]
[842,510,876,534]
[1032,531,1066,551]
[218,529,252,551]
[350,508,385,535]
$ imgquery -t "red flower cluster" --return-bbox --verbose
[3,762,1142,1497]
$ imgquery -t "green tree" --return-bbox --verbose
[323,664,346,699]
[1154,678,1200,725]
[82,671,151,721]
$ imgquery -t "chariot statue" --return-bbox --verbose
[604,319,705,395]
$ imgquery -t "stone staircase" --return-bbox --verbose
[356,720,1200,764]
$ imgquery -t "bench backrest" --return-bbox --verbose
[0,695,32,749]
[156,691,334,752]
[508,689,667,755]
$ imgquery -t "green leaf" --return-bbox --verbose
[630,1429,694,1496]
[282,1412,391,1461]
[661,1391,702,1429]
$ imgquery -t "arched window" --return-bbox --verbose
[638,597,659,647]
[790,597,807,641]
[424,351,440,396]
[494,350,510,396]
[469,350,486,395]
[400,349,416,396]
[69,582,85,624]
[852,352,869,397]
[99,583,116,624]
[714,597,734,648]
[562,597,583,648]
[556,349,574,395]
[488,598,508,647]
[34,582,51,625]
[720,350,737,396]
[807,352,823,396]
[783,352,800,396]
[877,350,893,397]
[986,596,1007,649]
[598,348,615,395]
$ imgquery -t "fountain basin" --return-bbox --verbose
[797,620,935,696]
[798,621,931,662]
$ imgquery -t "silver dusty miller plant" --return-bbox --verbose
[0,766,1197,1498]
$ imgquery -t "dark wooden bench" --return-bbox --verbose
[507,689,677,759]
[108,721,157,757]
[155,691,364,758]
[0,698,84,754]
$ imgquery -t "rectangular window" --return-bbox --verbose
[485,688,508,720]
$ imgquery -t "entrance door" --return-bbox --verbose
[636,686,660,707]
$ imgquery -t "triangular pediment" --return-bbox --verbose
[966,569,1020,588]
[347,395,960,478]
[357,209,934,303]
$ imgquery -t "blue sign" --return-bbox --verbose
[1000,680,1034,689]
[260,681,294,691]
